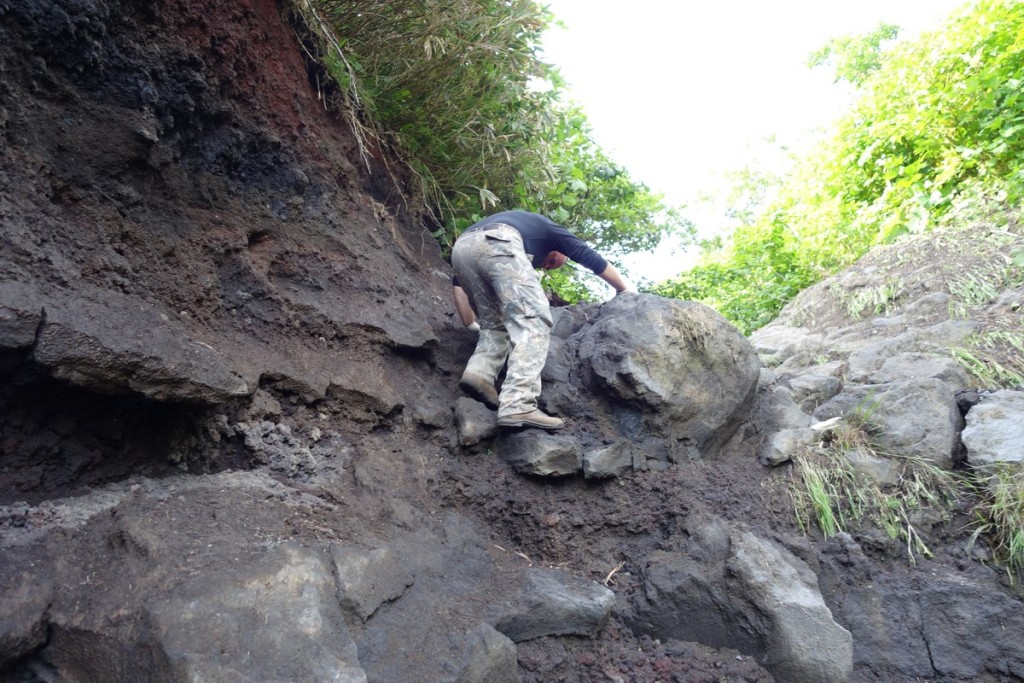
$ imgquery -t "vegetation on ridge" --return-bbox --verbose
[289,0,691,296]
[969,466,1024,583]
[655,0,1024,334]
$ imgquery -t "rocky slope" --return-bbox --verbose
[2,1,1023,682]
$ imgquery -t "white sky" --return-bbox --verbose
[541,0,968,281]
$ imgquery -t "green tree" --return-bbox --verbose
[292,0,690,300]
[657,0,1024,332]
[807,23,900,85]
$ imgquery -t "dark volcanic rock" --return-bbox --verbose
[494,569,616,642]
[575,294,761,454]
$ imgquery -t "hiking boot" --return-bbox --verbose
[497,409,564,430]
[459,372,499,409]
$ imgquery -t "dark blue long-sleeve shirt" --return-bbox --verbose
[466,211,608,274]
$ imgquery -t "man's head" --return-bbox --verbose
[540,251,568,270]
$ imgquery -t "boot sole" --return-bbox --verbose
[496,417,564,430]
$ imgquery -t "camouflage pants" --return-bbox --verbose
[452,225,552,417]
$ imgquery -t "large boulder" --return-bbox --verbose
[729,531,853,683]
[574,295,761,453]
[869,352,972,392]
[628,515,852,682]
[813,378,964,468]
[785,361,845,413]
[748,325,826,365]
[0,472,544,683]
[147,544,368,682]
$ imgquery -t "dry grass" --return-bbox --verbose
[790,402,962,564]
[968,466,1024,584]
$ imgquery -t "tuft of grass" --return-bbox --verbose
[948,268,1003,317]
[790,404,961,565]
[968,466,1024,585]
[845,279,904,319]
[951,330,1024,389]
[791,448,867,539]
[946,231,1022,316]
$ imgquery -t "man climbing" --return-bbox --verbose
[451,210,635,430]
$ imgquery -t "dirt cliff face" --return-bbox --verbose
[1,0,463,499]
[0,0,446,347]
[2,1,1022,682]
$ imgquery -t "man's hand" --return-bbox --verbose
[467,322,481,332]
[597,264,636,296]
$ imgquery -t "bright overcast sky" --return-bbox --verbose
[541,0,968,280]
